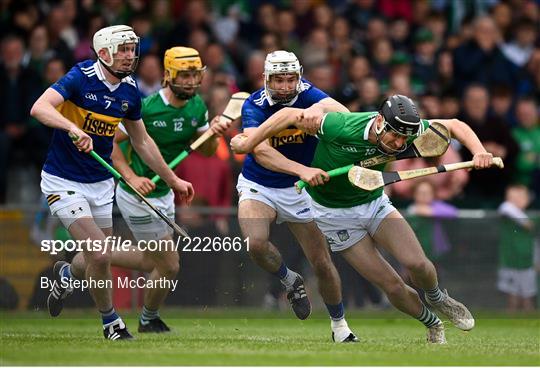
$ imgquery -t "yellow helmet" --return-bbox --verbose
[163,47,206,81]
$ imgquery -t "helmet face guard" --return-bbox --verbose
[163,47,206,100]
[93,25,140,79]
[375,95,421,155]
[264,50,303,104]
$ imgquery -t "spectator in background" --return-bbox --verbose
[150,0,174,48]
[135,54,162,98]
[45,5,74,68]
[260,32,281,56]
[312,4,333,33]
[301,28,331,70]
[370,38,393,82]
[342,0,379,38]
[357,76,381,112]
[162,0,212,53]
[0,34,42,203]
[6,2,40,40]
[73,13,105,62]
[490,2,513,41]
[459,84,519,202]
[489,85,516,127]
[292,0,315,39]
[330,16,358,66]
[276,8,301,56]
[501,18,537,68]
[419,91,441,119]
[497,185,537,312]
[425,11,447,50]
[412,28,438,93]
[365,16,388,46]
[453,16,516,93]
[336,55,371,106]
[512,97,540,198]
[240,2,278,49]
[388,17,410,53]
[440,90,460,119]
[204,43,238,81]
[131,12,156,57]
[22,25,54,76]
[240,51,265,92]
[305,63,335,96]
[206,85,245,185]
[42,58,66,87]
[407,180,458,263]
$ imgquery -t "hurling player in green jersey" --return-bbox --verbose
[71,47,230,333]
[232,95,495,343]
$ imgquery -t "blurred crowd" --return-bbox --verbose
[0,0,539,209]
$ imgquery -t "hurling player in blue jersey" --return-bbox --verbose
[30,25,194,340]
[236,51,357,342]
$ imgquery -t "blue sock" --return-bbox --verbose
[101,307,120,326]
[326,302,345,321]
[272,263,288,279]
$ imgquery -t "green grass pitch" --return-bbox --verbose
[1,309,539,366]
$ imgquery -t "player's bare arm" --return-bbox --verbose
[299,97,349,130]
[230,107,305,154]
[111,129,156,196]
[123,118,194,203]
[30,88,93,152]
[246,127,329,187]
[196,115,230,156]
[432,118,494,169]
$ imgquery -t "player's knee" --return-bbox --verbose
[407,258,434,275]
[157,257,180,279]
[246,235,268,254]
[310,256,335,279]
[86,252,111,270]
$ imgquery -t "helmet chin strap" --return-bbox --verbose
[98,58,133,79]
[375,128,408,155]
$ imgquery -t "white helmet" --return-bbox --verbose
[93,25,140,79]
[264,50,303,104]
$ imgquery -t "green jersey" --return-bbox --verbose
[119,90,209,198]
[307,112,429,208]
[512,125,540,186]
[498,217,535,269]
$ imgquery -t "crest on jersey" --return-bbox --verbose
[337,230,350,242]
[121,100,129,112]
[191,118,198,127]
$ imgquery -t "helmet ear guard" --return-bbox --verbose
[93,25,140,79]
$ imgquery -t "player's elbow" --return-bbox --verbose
[30,100,42,120]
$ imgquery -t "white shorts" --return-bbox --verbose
[40,171,114,229]
[497,267,537,298]
[312,193,396,252]
[115,184,174,241]
[236,174,312,224]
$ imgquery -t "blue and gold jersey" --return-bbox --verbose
[241,79,328,188]
[43,60,142,183]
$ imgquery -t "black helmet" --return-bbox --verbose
[380,95,421,136]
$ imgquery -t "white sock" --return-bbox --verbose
[331,318,348,330]
[280,270,298,290]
